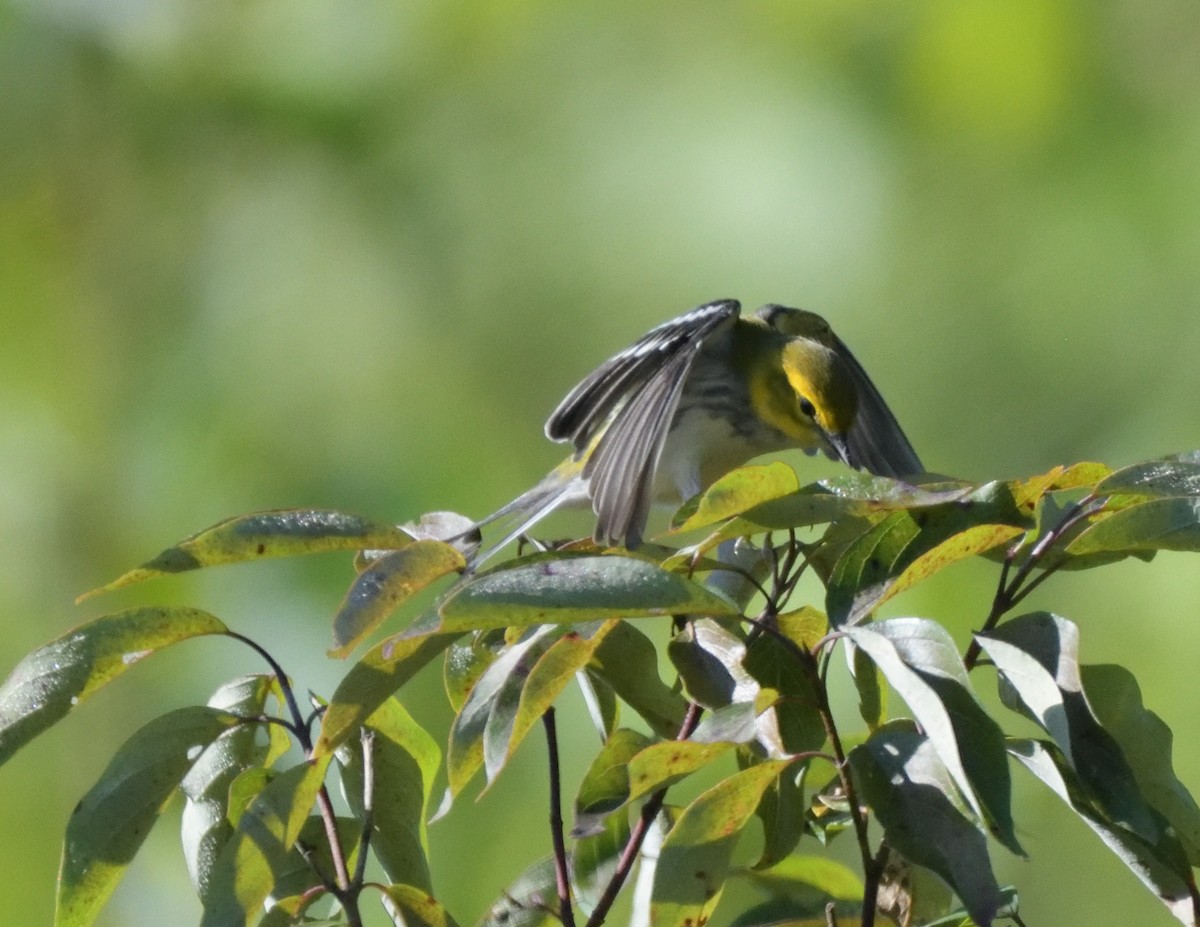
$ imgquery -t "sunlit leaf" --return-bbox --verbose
[330,540,465,658]
[182,676,288,900]
[378,884,463,927]
[827,483,1027,625]
[587,621,687,738]
[0,607,227,767]
[482,621,617,785]
[314,629,457,756]
[199,756,332,927]
[668,463,801,533]
[844,620,1018,853]
[339,698,441,891]
[1066,497,1200,556]
[434,554,741,633]
[1082,664,1200,866]
[443,631,505,714]
[447,626,561,796]
[56,707,239,927]
[81,510,414,599]
[735,854,864,905]
[650,760,790,927]
[1095,457,1200,499]
[628,740,736,805]
[849,726,1002,927]
[1009,739,1194,925]
[977,613,1165,846]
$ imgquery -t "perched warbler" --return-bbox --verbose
[473,298,921,560]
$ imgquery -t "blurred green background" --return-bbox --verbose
[3,0,1200,924]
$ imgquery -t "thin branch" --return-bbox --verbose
[225,630,312,752]
[353,728,376,888]
[543,708,576,927]
[584,702,703,927]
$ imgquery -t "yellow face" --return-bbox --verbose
[750,338,858,451]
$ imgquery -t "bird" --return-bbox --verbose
[470,298,921,563]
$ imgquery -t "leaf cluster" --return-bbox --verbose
[4,455,1200,925]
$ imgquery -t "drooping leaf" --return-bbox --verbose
[849,726,1002,927]
[443,631,505,714]
[330,540,465,658]
[1009,738,1195,925]
[433,554,741,634]
[574,728,655,836]
[977,613,1165,846]
[576,669,620,740]
[748,762,808,869]
[378,884,463,927]
[844,620,1019,854]
[827,483,1027,626]
[668,618,754,710]
[338,698,441,892]
[1082,664,1200,866]
[571,813,630,917]
[650,760,790,927]
[447,626,562,796]
[199,755,332,927]
[314,629,457,756]
[482,621,617,785]
[0,607,227,767]
[182,676,289,900]
[743,627,825,755]
[668,463,801,534]
[587,621,687,738]
[476,857,560,927]
[56,707,239,927]
[80,510,414,598]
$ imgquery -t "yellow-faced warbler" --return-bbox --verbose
[473,298,921,561]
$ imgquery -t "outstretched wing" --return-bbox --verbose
[545,299,741,546]
[833,334,922,478]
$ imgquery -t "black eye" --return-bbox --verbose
[799,398,816,418]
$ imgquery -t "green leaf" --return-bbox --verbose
[0,607,227,767]
[650,760,790,927]
[338,698,441,892]
[977,613,1165,846]
[574,728,654,835]
[735,854,864,902]
[330,540,465,658]
[1082,664,1200,866]
[81,509,414,598]
[1095,456,1200,499]
[850,726,1002,927]
[476,857,560,927]
[844,620,1018,853]
[851,642,886,731]
[1066,497,1200,556]
[443,631,505,714]
[272,815,362,902]
[628,740,736,804]
[668,462,801,533]
[749,763,807,869]
[668,618,753,710]
[315,629,457,756]
[56,707,239,927]
[743,629,825,756]
[199,755,332,927]
[587,621,688,738]
[446,626,562,796]
[571,813,629,916]
[1009,738,1194,924]
[182,676,289,899]
[827,483,1027,625]
[434,554,741,633]
[483,621,617,785]
[378,884,463,927]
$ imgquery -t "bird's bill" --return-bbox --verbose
[825,432,854,469]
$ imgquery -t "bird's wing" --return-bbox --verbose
[833,334,923,478]
[545,299,741,546]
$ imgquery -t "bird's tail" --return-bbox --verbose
[467,460,588,569]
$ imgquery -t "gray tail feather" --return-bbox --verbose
[467,475,579,569]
